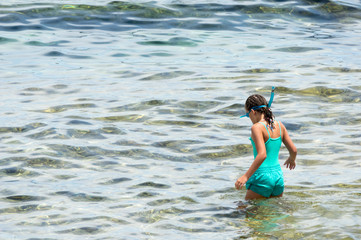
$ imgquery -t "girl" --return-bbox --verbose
[235,87,297,200]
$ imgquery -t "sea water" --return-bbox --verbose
[0,0,360,239]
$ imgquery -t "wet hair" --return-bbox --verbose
[245,94,275,129]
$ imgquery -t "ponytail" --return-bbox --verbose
[263,107,275,130]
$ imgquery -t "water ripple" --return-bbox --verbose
[0,1,360,32]
[52,191,109,202]
[0,204,51,214]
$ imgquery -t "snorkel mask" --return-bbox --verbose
[240,86,275,118]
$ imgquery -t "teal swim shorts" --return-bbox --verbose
[246,165,284,198]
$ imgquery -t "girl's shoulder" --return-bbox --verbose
[276,120,286,138]
[251,121,269,137]
[251,122,266,131]
[277,120,285,130]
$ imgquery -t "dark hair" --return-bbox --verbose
[245,94,275,128]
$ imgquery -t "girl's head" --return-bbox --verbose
[245,94,274,127]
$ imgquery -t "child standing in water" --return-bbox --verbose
[235,87,297,200]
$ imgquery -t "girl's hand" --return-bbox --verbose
[235,175,248,190]
[284,157,296,170]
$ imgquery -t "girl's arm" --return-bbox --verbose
[235,124,267,190]
[281,122,297,170]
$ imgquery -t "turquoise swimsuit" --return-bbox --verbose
[246,121,284,197]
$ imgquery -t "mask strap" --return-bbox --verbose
[239,105,266,118]
[252,105,267,110]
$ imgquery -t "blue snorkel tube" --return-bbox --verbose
[240,86,275,118]
[267,86,275,108]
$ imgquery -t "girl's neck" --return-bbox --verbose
[251,113,265,124]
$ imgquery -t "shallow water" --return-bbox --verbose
[0,0,361,239]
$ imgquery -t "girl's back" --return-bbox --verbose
[250,121,282,168]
